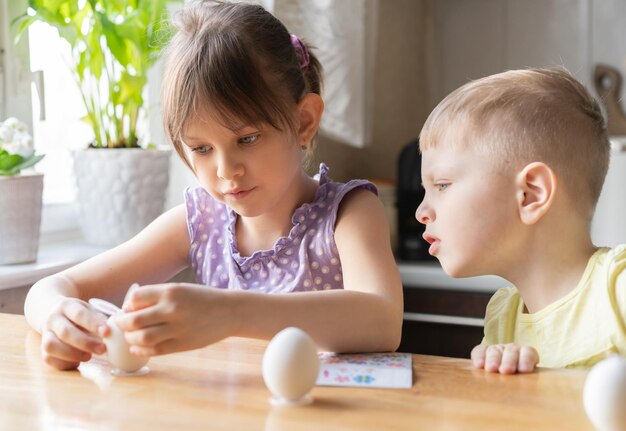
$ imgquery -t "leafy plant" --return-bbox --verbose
[0,118,44,176]
[13,0,182,148]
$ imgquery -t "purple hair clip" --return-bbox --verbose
[290,34,310,72]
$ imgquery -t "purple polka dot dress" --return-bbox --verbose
[184,163,377,293]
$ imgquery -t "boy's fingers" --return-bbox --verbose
[470,344,488,368]
[484,344,504,373]
[499,344,521,374]
[518,346,539,373]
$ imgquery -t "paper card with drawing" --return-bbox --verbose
[316,352,413,389]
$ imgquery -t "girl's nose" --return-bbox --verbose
[216,152,244,180]
[415,201,434,224]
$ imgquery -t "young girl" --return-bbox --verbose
[25,0,403,370]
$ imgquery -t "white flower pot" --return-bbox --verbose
[73,148,170,247]
[0,174,44,264]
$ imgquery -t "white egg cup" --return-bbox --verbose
[262,327,320,407]
[88,293,150,377]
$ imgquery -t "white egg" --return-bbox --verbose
[262,327,320,405]
[583,355,626,431]
[104,315,150,375]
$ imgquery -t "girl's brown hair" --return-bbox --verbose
[162,0,323,169]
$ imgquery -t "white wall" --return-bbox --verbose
[429,0,626,246]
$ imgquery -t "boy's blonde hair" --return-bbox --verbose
[420,67,610,220]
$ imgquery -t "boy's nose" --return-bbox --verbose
[415,202,434,224]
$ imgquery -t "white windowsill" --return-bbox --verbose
[0,230,107,291]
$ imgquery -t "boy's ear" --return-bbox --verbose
[515,162,557,225]
[297,93,324,148]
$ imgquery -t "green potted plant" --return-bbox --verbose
[0,117,45,264]
[13,0,182,246]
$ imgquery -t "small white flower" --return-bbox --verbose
[3,117,27,131]
[0,118,34,157]
[4,133,34,157]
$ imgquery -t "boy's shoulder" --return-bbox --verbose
[485,286,520,315]
[603,244,626,266]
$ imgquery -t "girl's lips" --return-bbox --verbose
[225,187,254,200]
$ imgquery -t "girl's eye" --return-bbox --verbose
[239,134,259,145]
[435,183,450,191]
[191,145,211,154]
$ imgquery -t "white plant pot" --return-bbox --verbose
[0,173,44,265]
[73,148,170,247]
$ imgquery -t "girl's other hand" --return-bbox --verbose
[41,298,108,370]
[471,343,539,374]
[115,283,235,356]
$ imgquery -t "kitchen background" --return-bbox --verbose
[1,0,625,357]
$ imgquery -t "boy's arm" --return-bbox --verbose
[471,343,539,374]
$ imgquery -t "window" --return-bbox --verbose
[0,1,192,236]
[29,21,92,205]
[1,0,83,234]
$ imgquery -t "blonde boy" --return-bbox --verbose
[416,67,626,373]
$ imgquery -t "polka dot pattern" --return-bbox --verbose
[184,164,377,293]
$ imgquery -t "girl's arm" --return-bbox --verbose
[119,189,403,354]
[233,188,403,352]
[24,205,191,368]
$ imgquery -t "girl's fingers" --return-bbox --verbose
[64,300,107,334]
[41,330,93,364]
[122,285,162,312]
[43,355,81,371]
[114,305,169,332]
[470,344,488,369]
[124,323,176,348]
[518,346,539,373]
[129,337,184,357]
[484,344,505,373]
[499,344,521,374]
[49,315,105,355]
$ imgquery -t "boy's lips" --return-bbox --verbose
[422,232,440,255]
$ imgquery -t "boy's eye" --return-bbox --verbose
[435,183,449,191]
[191,145,211,154]
[239,134,259,145]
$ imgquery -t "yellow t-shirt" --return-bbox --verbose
[483,246,626,369]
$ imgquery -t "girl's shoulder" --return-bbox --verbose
[316,163,377,203]
[311,163,378,226]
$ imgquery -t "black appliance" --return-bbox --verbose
[396,138,434,261]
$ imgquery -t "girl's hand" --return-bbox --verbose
[113,283,236,356]
[471,343,539,374]
[41,298,108,370]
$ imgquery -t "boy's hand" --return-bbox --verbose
[471,343,539,374]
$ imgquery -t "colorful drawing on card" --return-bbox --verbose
[316,352,412,389]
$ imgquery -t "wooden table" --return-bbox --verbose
[0,313,594,430]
